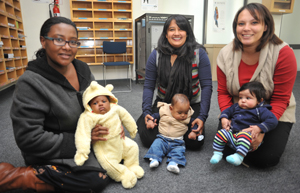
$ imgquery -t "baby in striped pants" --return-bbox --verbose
[210,81,278,166]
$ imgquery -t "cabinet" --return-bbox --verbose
[0,0,27,91]
[262,0,294,14]
[69,0,133,66]
[204,44,225,81]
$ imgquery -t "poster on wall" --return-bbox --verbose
[213,0,225,32]
[32,0,63,4]
[141,0,158,11]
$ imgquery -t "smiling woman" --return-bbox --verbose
[216,3,297,168]
[165,19,187,48]
[0,17,111,192]
[235,9,267,50]
[136,14,213,151]
[39,22,80,90]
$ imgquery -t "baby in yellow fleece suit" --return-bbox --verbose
[74,81,144,189]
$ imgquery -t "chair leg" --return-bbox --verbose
[104,65,106,86]
[103,65,104,84]
[129,65,131,91]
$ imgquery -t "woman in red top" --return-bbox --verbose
[216,3,297,168]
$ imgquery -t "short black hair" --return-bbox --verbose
[239,81,266,102]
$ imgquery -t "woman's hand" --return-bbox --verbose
[250,132,264,151]
[221,118,231,131]
[144,114,156,129]
[243,125,262,140]
[191,118,204,135]
[91,124,109,144]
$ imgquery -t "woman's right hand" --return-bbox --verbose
[91,124,109,144]
[144,114,155,129]
[250,132,265,151]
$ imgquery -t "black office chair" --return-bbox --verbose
[102,41,131,92]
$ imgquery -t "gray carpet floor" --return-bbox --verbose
[0,73,299,193]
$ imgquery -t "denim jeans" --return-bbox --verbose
[144,134,186,166]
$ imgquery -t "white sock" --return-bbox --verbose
[167,161,180,174]
[150,159,159,168]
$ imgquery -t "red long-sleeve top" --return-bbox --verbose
[217,45,297,120]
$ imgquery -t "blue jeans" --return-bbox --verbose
[144,134,186,166]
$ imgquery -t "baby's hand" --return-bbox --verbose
[74,153,88,166]
[221,118,231,131]
[146,119,157,129]
[188,131,197,140]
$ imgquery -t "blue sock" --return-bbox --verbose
[210,151,223,164]
[226,153,244,166]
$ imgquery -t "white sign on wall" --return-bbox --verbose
[141,0,158,11]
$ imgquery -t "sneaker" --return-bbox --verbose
[167,161,180,174]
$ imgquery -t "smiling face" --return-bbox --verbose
[89,95,111,115]
[170,101,190,121]
[40,23,78,70]
[236,9,267,49]
[238,89,261,110]
[165,19,187,48]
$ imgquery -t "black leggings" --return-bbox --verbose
[34,165,110,192]
[137,98,205,150]
[217,121,293,168]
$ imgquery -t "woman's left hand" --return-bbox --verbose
[191,118,204,135]
[91,124,109,144]
[120,125,125,139]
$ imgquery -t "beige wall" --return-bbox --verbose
[20,0,299,81]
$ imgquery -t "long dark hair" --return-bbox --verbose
[232,3,283,51]
[156,15,205,102]
[35,17,78,58]
[157,14,205,62]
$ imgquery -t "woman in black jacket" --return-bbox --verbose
[0,17,111,192]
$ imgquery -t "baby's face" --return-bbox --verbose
[170,102,190,121]
[89,95,110,114]
[238,89,259,109]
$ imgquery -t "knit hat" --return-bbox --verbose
[82,81,118,110]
